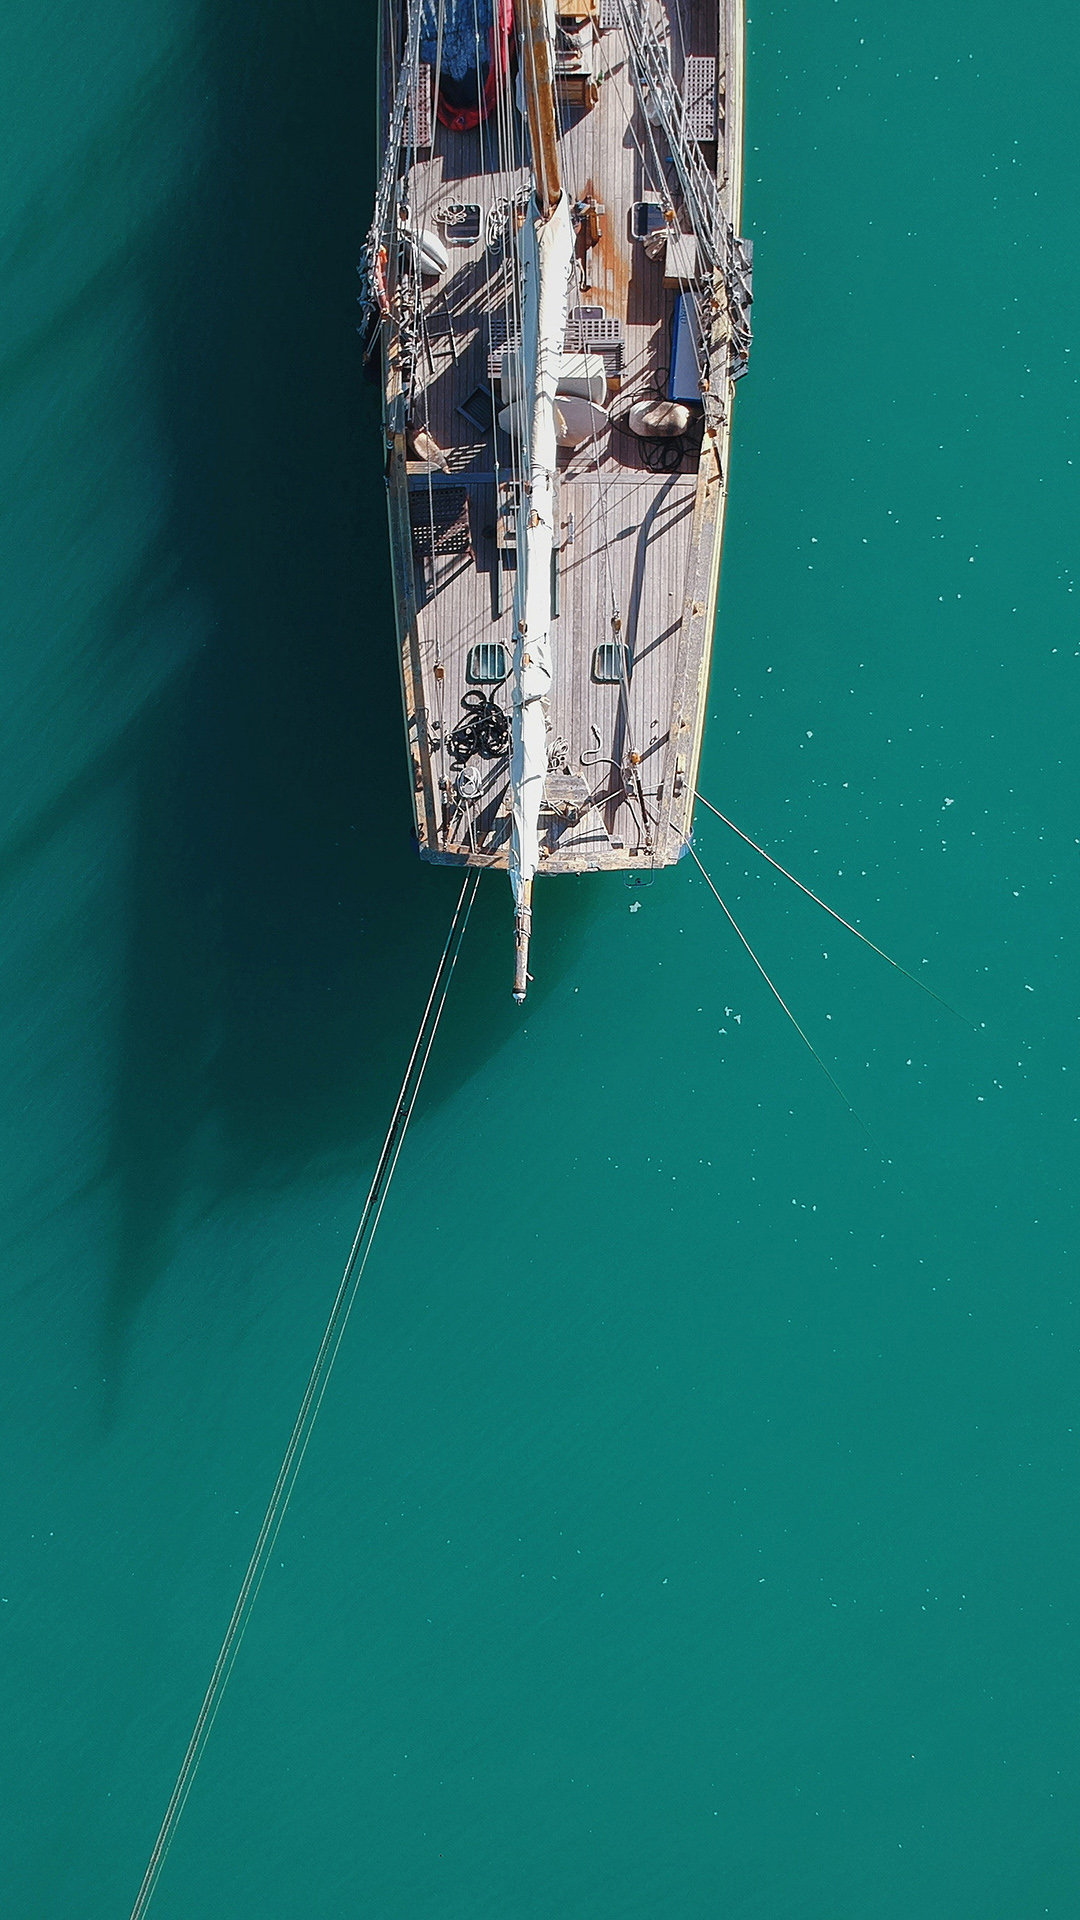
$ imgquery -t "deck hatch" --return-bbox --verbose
[467,642,509,683]
[456,384,494,434]
[439,201,482,244]
[592,641,628,683]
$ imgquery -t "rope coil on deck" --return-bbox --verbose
[128,872,480,1920]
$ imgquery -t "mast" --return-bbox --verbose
[509,0,574,1002]
[519,0,561,217]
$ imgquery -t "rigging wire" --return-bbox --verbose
[421,0,448,236]
[127,873,481,1920]
[693,792,974,1028]
[410,0,451,738]
[685,839,879,1150]
[486,6,511,624]
[613,17,715,404]
[490,0,527,549]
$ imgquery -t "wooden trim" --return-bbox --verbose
[385,429,440,851]
[517,0,562,215]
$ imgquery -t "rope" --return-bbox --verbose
[128,871,481,1920]
[448,688,510,762]
[685,839,879,1150]
[693,792,974,1028]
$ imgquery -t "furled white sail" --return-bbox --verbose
[509,191,574,1000]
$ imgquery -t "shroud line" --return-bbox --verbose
[128,871,481,1920]
[694,791,974,1028]
[686,841,879,1149]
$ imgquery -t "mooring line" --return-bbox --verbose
[129,871,481,1920]
[694,792,974,1028]
[686,841,879,1150]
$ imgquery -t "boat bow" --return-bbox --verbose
[509,190,573,1002]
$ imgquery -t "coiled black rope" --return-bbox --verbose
[608,369,704,473]
[637,433,690,471]
[448,688,509,762]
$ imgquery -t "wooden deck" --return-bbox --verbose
[379,0,746,873]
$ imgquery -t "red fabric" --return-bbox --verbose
[435,0,514,132]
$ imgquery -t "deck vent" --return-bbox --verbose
[489,313,625,382]
[467,642,509,683]
[592,641,628,683]
[409,487,472,558]
[401,63,433,150]
[597,0,620,28]
[486,313,510,384]
[683,57,716,141]
[564,311,625,372]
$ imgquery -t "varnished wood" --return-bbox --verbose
[518,0,562,215]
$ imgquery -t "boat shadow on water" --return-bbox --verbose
[101,0,596,1388]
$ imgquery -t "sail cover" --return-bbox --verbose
[419,0,513,130]
[509,193,575,917]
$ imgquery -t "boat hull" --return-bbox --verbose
[374,0,749,876]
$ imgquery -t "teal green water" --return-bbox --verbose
[2,0,1077,1912]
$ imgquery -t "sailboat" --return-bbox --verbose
[362,0,752,999]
